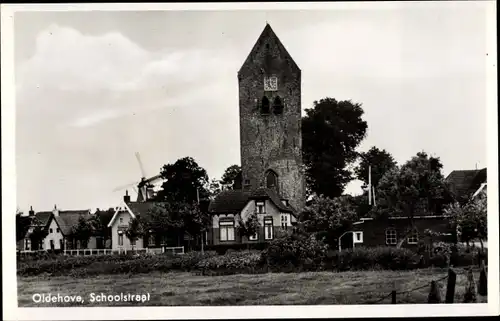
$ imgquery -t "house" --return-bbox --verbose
[46,206,101,250]
[208,187,297,245]
[446,167,487,204]
[342,167,488,251]
[107,192,193,252]
[345,215,455,250]
[17,207,52,251]
[18,205,101,252]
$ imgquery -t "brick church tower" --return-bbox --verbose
[238,23,305,212]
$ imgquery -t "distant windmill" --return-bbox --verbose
[113,152,164,202]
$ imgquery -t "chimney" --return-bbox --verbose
[124,190,131,203]
[53,204,59,217]
[281,199,289,206]
[28,206,35,216]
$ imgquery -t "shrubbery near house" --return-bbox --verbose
[17,239,486,278]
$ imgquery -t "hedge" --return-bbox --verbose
[17,245,487,277]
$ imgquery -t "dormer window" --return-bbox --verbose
[260,96,270,114]
[256,201,266,214]
[273,96,283,114]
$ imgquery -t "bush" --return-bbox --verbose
[196,250,264,275]
[262,232,328,272]
[201,243,268,255]
[329,247,420,271]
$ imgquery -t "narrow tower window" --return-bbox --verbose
[266,170,279,192]
[261,96,270,114]
[273,96,283,114]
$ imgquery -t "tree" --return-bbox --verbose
[221,165,242,188]
[237,212,260,248]
[28,217,48,251]
[302,98,368,198]
[125,217,144,250]
[139,203,186,247]
[71,216,93,249]
[373,152,454,247]
[354,146,397,189]
[154,157,209,203]
[445,196,487,251]
[16,211,31,243]
[206,178,222,199]
[298,194,359,247]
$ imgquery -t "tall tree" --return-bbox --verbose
[71,216,93,249]
[125,218,144,250]
[154,157,209,203]
[298,194,359,248]
[206,178,222,199]
[221,165,242,188]
[16,212,31,243]
[445,196,487,251]
[27,217,48,250]
[302,98,368,198]
[354,146,397,189]
[373,152,454,247]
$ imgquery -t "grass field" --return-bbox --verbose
[18,267,486,307]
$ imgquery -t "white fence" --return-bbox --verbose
[63,246,184,256]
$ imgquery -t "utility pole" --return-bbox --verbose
[197,187,204,254]
[368,165,372,205]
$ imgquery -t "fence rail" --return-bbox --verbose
[364,262,488,304]
[18,247,185,256]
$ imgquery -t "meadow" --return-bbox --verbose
[18,267,485,307]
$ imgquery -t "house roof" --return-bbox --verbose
[446,168,487,200]
[208,187,295,215]
[53,210,91,236]
[107,201,167,227]
[32,211,53,227]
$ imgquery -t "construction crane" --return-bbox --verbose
[113,152,164,202]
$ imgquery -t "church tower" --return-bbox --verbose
[238,24,305,212]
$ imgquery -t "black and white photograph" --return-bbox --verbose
[2,1,498,320]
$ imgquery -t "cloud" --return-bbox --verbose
[17,24,240,128]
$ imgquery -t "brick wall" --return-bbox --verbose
[355,216,455,249]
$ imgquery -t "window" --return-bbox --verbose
[244,179,250,185]
[256,201,266,214]
[59,239,63,250]
[273,96,283,114]
[281,214,289,229]
[266,170,278,190]
[219,219,235,241]
[50,240,54,250]
[354,232,363,244]
[264,217,273,240]
[25,239,31,250]
[386,229,397,245]
[49,228,53,233]
[119,217,124,224]
[56,228,60,233]
[118,231,124,246]
[408,231,419,244]
[148,234,155,247]
[249,233,258,241]
[130,238,136,246]
[261,96,270,114]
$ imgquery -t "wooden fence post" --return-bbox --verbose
[391,281,397,304]
[478,260,487,296]
[445,268,457,303]
[463,268,477,303]
[428,280,442,303]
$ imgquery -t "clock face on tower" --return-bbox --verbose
[264,76,278,91]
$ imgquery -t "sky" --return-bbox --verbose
[13,3,491,212]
